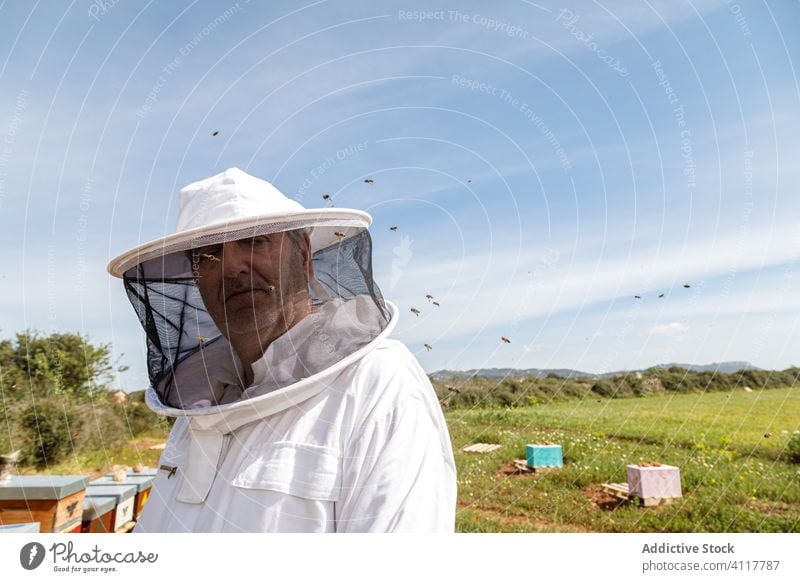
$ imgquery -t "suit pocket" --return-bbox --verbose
[231,440,342,502]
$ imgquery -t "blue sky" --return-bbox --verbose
[0,0,798,390]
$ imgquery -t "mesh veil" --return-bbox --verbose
[123,226,390,410]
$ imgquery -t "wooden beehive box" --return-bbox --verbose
[81,495,117,533]
[626,463,682,506]
[96,474,154,520]
[526,443,563,468]
[0,475,88,532]
[85,482,136,532]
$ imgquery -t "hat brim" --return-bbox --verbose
[107,208,371,278]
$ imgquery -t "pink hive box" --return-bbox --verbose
[626,464,682,506]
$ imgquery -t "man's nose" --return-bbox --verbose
[221,241,253,276]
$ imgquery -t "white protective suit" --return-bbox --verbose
[134,299,457,533]
[110,167,457,532]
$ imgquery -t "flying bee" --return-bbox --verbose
[683,283,691,288]
[198,336,207,344]
[424,343,433,351]
[334,231,346,239]
[212,131,219,136]
[389,225,398,231]
[658,293,665,298]
[410,308,421,316]
[445,385,461,394]
[322,192,330,201]
[634,295,641,299]
[432,301,440,307]
[501,336,511,344]
[266,284,276,292]
[364,178,374,184]
[201,253,221,262]
[425,294,434,301]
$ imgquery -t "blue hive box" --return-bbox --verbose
[126,467,157,477]
[526,443,563,468]
[94,474,154,520]
[86,482,137,531]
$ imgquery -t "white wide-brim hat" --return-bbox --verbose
[108,167,371,278]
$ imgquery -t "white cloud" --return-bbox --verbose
[383,219,800,343]
[648,322,688,335]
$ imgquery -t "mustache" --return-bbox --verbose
[222,279,276,300]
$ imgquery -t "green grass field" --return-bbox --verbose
[448,386,800,532]
[25,385,799,532]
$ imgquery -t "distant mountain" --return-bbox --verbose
[649,361,761,374]
[431,361,761,380]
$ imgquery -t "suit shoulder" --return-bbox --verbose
[341,339,434,410]
[356,339,428,384]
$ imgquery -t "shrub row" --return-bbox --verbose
[433,366,800,410]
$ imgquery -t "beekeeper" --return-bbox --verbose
[108,167,457,532]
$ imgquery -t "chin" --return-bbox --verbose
[223,310,282,335]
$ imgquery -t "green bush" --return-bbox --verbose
[493,390,515,408]
[0,330,173,471]
[120,399,169,437]
[1,331,127,400]
[786,433,800,464]
[591,380,617,398]
[82,399,132,450]
[20,400,79,467]
[14,396,158,468]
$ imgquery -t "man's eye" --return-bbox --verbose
[194,246,222,262]
[251,236,270,245]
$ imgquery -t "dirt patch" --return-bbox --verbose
[494,461,540,479]
[748,499,800,518]
[457,501,589,532]
[584,485,632,511]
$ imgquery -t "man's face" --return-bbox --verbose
[192,230,313,339]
